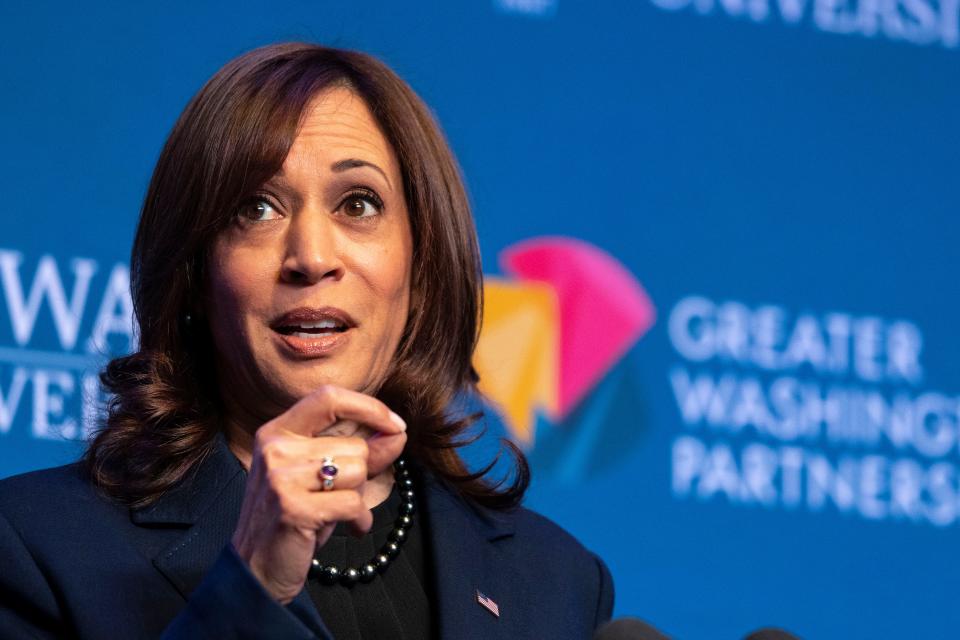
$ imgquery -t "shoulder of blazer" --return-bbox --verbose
[417,465,606,572]
[0,463,129,636]
[0,462,110,528]
[495,502,615,627]
[417,469,614,637]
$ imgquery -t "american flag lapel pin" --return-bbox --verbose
[475,589,500,618]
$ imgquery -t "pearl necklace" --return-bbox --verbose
[308,458,415,587]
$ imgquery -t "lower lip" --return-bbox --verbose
[273,329,352,357]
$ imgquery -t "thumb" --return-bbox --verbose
[364,431,407,477]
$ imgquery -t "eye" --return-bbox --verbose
[340,189,384,218]
[237,198,282,222]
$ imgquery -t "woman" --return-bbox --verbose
[0,43,613,639]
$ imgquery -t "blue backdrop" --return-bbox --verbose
[1,2,958,638]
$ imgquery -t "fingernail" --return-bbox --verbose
[389,411,407,431]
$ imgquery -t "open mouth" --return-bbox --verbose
[274,319,350,339]
[270,306,357,343]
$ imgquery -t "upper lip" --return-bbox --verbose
[270,306,358,332]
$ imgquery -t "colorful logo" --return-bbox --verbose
[473,237,656,445]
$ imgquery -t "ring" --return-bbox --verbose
[319,457,338,491]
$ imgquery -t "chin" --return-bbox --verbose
[277,370,364,399]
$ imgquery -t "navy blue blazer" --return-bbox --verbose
[0,439,614,639]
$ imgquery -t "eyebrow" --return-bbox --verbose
[331,158,392,188]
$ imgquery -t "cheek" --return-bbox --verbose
[375,237,413,320]
[207,244,274,340]
[353,239,412,348]
[351,215,411,285]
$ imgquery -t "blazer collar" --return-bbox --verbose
[130,434,247,597]
[130,434,333,638]
[130,433,245,527]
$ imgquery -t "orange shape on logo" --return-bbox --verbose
[473,278,559,444]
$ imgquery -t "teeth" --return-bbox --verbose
[296,320,342,330]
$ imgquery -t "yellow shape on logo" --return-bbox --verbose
[473,278,559,445]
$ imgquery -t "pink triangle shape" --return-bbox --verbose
[501,237,656,418]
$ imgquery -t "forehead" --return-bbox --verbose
[288,86,396,168]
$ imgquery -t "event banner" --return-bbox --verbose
[1,1,957,637]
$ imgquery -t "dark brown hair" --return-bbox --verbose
[84,42,529,509]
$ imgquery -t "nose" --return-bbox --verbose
[280,211,344,285]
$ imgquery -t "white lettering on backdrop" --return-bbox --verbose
[0,250,134,441]
[668,295,960,528]
[647,0,960,49]
[492,0,960,49]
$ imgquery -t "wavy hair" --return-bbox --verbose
[83,43,529,509]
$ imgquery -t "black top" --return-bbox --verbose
[305,480,435,640]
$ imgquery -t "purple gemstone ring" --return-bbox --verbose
[319,457,338,491]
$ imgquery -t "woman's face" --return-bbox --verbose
[207,86,413,425]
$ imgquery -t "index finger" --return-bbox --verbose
[275,385,407,438]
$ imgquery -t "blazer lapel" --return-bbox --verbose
[131,435,247,597]
[130,435,330,638]
[420,473,519,640]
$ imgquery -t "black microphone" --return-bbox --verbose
[594,617,673,640]
[744,628,802,640]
